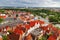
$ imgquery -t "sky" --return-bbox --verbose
[0,0,60,7]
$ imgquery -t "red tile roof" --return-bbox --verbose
[48,35,56,40]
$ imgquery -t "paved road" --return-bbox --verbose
[0,17,23,27]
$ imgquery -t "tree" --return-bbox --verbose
[49,16,58,22]
[0,18,3,23]
[16,14,18,17]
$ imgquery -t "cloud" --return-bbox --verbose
[0,0,60,7]
[52,0,60,2]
